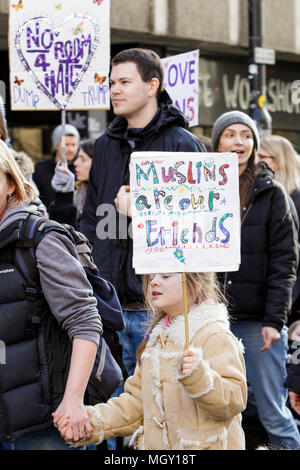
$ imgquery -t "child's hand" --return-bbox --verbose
[182,349,199,375]
[55,414,70,435]
[53,413,70,437]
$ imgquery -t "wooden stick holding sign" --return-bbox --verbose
[182,272,189,348]
[61,109,67,167]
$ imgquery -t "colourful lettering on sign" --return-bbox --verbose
[130,153,240,273]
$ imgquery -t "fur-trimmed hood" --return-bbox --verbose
[148,302,230,348]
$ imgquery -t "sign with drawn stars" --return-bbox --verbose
[130,152,241,274]
[9,0,110,110]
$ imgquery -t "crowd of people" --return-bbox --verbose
[0,46,300,451]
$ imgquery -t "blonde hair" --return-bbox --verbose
[260,135,300,195]
[0,140,37,208]
[136,272,226,363]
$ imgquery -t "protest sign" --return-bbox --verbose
[162,50,199,127]
[9,0,110,110]
[130,151,240,274]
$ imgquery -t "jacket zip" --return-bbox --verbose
[241,202,253,226]
[223,201,253,290]
[123,134,159,185]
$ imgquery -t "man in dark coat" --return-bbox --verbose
[33,124,79,209]
[80,49,205,428]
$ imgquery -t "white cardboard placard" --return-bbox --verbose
[161,50,199,127]
[9,0,110,110]
[130,151,241,274]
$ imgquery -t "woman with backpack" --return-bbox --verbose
[0,139,102,450]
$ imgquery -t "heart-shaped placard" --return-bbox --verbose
[15,14,100,110]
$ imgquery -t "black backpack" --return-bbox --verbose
[14,212,128,404]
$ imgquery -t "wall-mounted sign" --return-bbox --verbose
[254,47,276,65]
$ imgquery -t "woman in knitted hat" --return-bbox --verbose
[211,110,300,450]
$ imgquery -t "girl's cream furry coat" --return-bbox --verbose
[80,303,247,450]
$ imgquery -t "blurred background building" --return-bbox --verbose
[0,0,299,160]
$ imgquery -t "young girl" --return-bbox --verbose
[55,271,247,450]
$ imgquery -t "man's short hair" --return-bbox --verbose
[111,48,164,98]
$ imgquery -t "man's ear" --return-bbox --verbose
[148,77,160,97]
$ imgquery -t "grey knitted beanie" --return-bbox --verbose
[51,124,80,149]
[211,110,260,151]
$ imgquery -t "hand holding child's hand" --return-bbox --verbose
[52,403,92,443]
[182,349,198,375]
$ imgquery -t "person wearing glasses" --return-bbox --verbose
[258,135,300,223]
[258,135,300,326]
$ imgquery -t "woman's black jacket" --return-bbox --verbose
[221,163,299,332]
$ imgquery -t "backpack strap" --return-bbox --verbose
[14,213,74,393]
[14,214,48,336]
[14,214,74,288]
[50,319,64,394]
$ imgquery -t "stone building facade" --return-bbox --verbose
[0,0,299,156]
